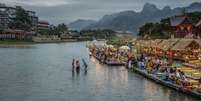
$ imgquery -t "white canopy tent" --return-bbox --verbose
[106,44,114,48]
[91,40,107,48]
[119,46,130,50]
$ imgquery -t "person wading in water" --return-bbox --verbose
[82,58,88,71]
[72,58,75,71]
[76,60,80,73]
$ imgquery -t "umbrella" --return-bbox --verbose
[106,45,114,48]
[120,46,130,50]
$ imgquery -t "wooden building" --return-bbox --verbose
[195,19,201,38]
[170,16,193,38]
[0,29,35,40]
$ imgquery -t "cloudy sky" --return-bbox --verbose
[1,0,201,24]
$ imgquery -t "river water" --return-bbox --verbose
[0,42,199,101]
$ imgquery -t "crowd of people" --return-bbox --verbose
[135,54,201,90]
[90,47,131,65]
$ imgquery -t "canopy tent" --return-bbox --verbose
[91,40,107,48]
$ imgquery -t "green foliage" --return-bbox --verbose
[138,23,154,36]
[9,6,32,31]
[138,22,171,39]
[55,23,68,35]
[138,11,201,39]
[39,23,69,36]
[186,12,201,23]
[80,29,115,39]
[106,37,128,47]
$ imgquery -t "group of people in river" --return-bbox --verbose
[72,58,88,74]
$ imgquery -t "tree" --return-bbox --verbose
[56,23,68,35]
[182,8,187,16]
[138,22,170,39]
[38,23,69,36]
[9,6,32,31]
[79,29,116,39]
[138,23,154,37]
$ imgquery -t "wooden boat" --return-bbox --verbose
[92,54,125,66]
[132,67,201,99]
[183,63,201,69]
[105,60,125,66]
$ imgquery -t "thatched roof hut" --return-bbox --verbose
[171,39,201,51]
[134,39,163,48]
[150,39,163,48]
[157,39,179,51]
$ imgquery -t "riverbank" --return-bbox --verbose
[0,40,35,48]
[0,39,89,45]
[0,40,34,45]
[0,39,90,48]
[0,40,34,48]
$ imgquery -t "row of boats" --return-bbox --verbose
[133,67,201,99]
[88,49,201,100]
[89,51,126,66]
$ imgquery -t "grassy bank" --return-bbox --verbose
[0,40,35,45]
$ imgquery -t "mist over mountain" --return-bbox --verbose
[69,2,201,35]
[68,19,96,31]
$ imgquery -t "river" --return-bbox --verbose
[0,42,199,101]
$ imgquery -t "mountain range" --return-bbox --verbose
[68,19,96,31]
[68,2,201,35]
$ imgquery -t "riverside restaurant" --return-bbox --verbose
[88,38,201,99]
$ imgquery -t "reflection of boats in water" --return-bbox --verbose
[105,60,125,66]
[89,52,92,57]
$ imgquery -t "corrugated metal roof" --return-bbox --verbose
[170,17,186,26]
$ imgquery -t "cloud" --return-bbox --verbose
[1,0,72,7]
[1,0,201,24]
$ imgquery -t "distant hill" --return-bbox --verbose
[68,19,96,31]
[70,2,201,35]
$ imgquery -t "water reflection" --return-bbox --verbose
[144,78,199,101]
[84,70,87,76]
[72,70,75,78]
